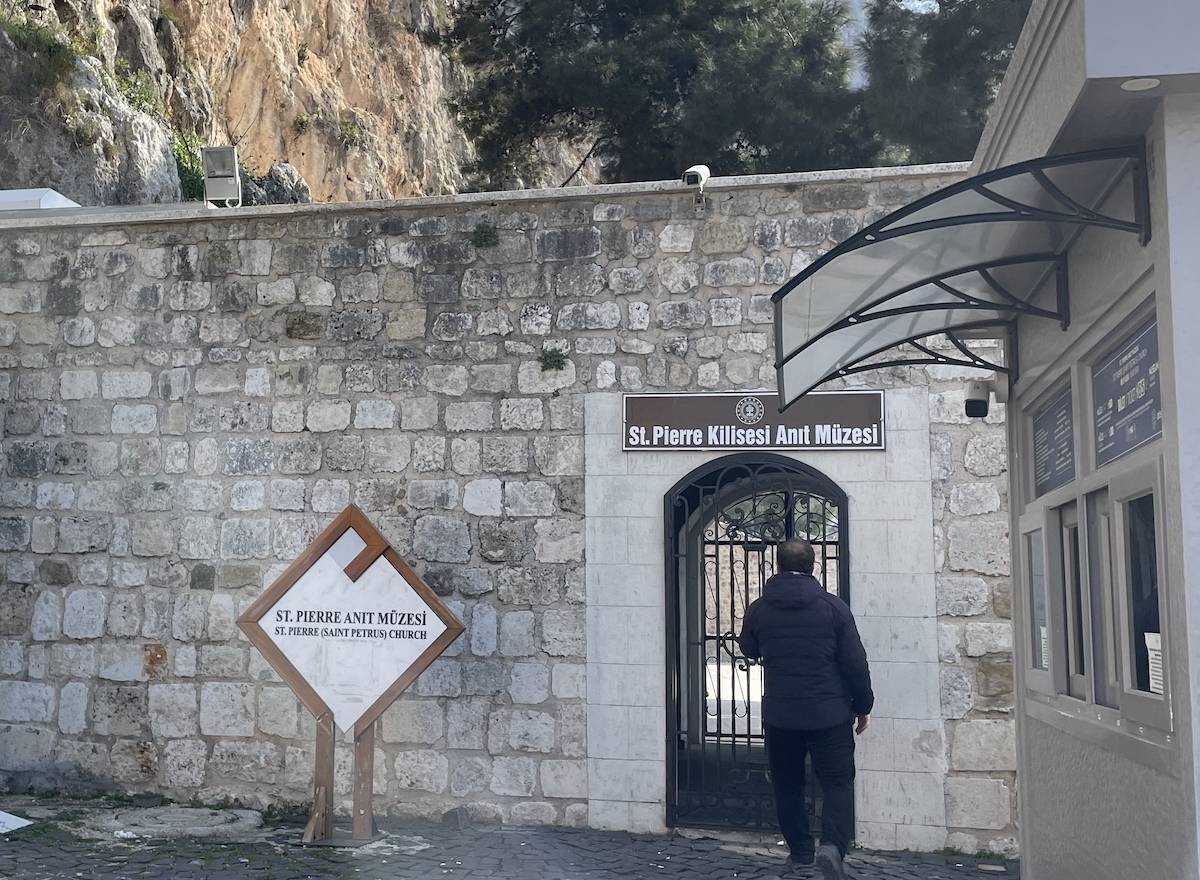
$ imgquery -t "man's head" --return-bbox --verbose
[777,538,816,574]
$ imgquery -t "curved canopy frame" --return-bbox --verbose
[772,146,1150,408]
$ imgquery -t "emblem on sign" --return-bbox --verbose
[735,396,766,425]
[238,505,463,845]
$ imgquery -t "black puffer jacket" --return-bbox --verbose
[737,571,873,731]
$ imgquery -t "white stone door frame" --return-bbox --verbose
[583,390,949,849]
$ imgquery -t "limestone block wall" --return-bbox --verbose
[0,165,1012,850]
[929,367,1015,855]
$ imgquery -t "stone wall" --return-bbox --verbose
[928,366,1016,855]
[0,165,1013,850]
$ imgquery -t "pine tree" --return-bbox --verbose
[445,0,881,188]
[859,0,1032,163]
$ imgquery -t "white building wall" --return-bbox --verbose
[583,389,949,846]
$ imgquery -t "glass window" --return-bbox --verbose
[1068,527,1085,675]
[1065,520,1086,672]
[1086,489,1119,708]
[1055,502,1089,699]
[1125,493,1162,694]
[1029,530,1049,671]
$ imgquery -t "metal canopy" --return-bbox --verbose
[772,146,1150,408]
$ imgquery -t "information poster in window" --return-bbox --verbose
[1093,319,1162,467]
[1032,387,1075,497]
[1146,632,1164,695]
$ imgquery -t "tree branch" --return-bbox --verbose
[559,137,604,187]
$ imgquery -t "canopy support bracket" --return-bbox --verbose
[773,145,1150,408]
[1057,259,1070,331]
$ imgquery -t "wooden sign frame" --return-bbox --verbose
[237,505,464,844]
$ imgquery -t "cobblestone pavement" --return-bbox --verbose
[0,798,1019,880]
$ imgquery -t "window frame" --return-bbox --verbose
[1019,512,1054,695]
[1014,298,1173,745]
[1109,459,1171,730]
[1081,485,1121,709]
[1055,501,1090,700]
[1019,377,1079,696]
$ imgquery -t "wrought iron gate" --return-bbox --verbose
[665,454,849,831]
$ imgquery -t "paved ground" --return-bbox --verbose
[0,796,1019,880]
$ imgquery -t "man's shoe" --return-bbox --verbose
[815,844,846,880]
[788,850,815,867]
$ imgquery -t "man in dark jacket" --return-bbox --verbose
[737,538,873,880]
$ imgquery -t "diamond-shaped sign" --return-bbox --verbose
[238,505,464,735]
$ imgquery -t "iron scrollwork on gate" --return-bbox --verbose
[665,454,849,831]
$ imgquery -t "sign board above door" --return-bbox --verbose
[623,390,885,452]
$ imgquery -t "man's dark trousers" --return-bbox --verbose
[765,721,855,858]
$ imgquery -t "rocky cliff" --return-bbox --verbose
[0,0,499,205]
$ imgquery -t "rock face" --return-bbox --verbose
[166,0,472,202]
[0,25,181,206]
[0,0,548,205]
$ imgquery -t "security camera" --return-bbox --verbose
[682,164,711,190]
[965,379,995,418]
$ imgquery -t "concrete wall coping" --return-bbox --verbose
[0,162,969,233]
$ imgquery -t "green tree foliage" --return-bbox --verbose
[859,0,1031,163]
[172,133,205,201]
[445,0,882,188]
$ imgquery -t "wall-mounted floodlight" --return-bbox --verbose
[201,145,241,209]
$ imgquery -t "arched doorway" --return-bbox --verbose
[664,453,849,831]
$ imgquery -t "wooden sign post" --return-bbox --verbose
[238,505,464,845]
